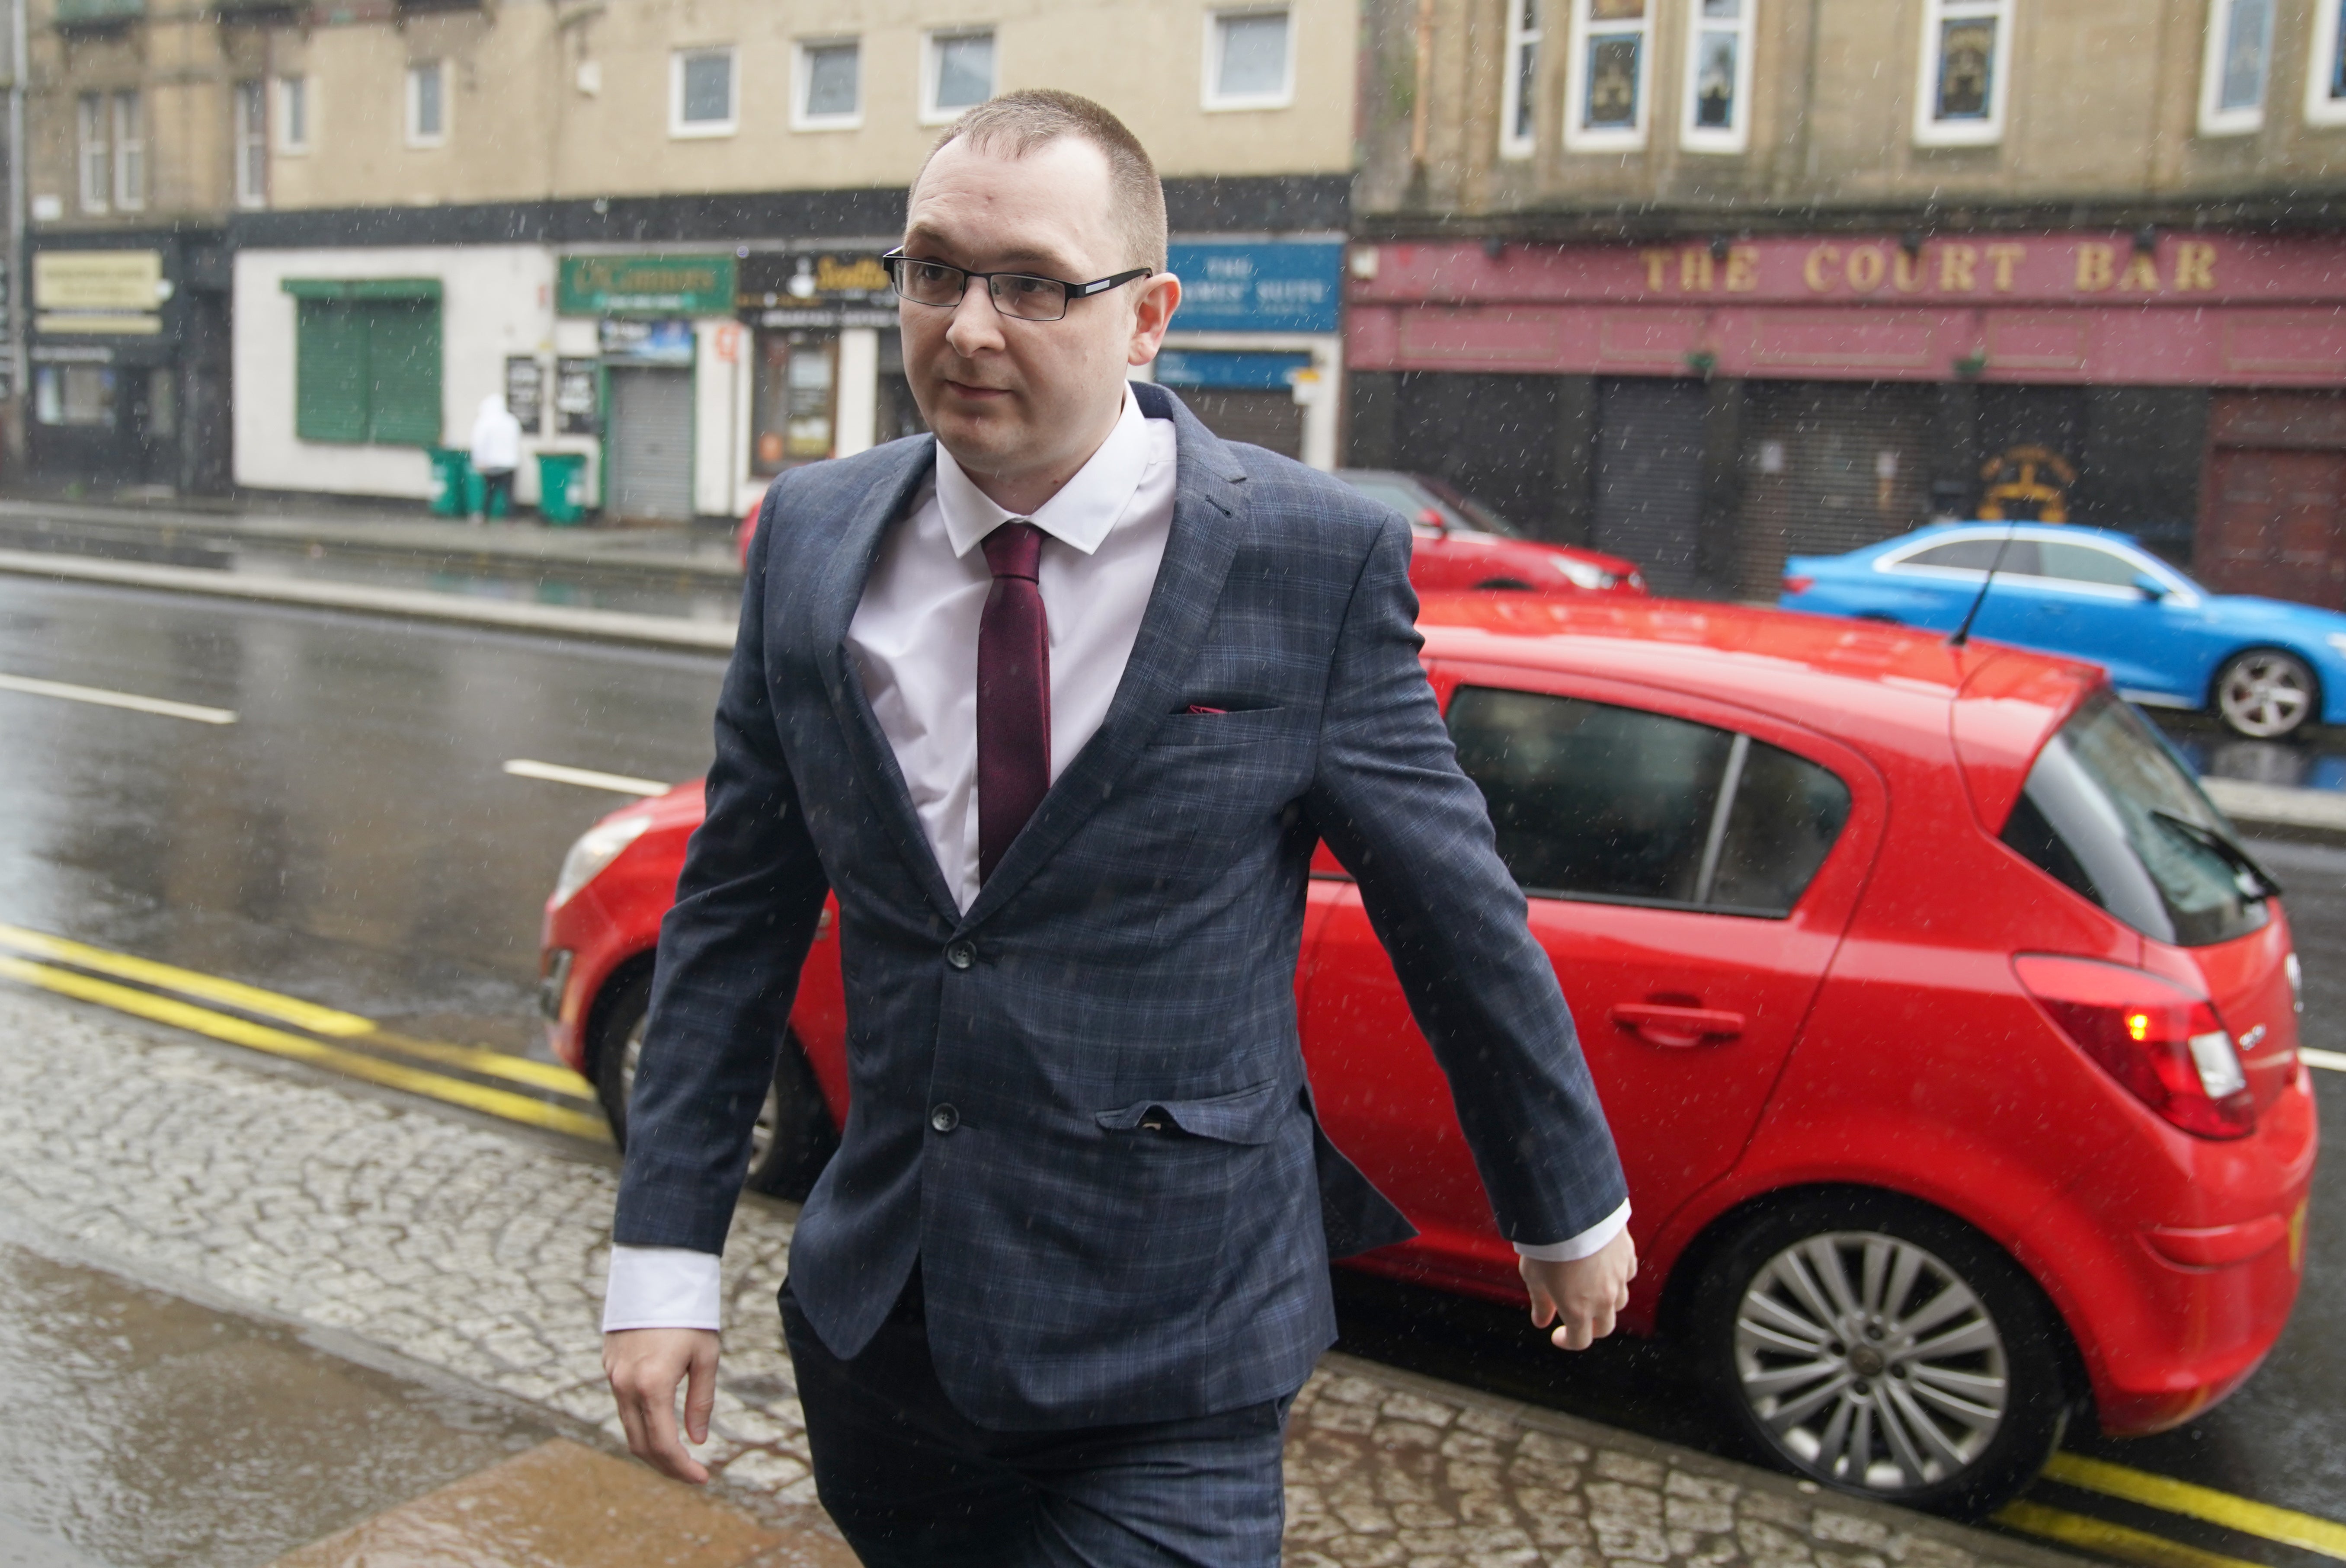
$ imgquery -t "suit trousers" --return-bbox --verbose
[780,1270,1290,1568]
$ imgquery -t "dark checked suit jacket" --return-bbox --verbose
[614,382,1627,1431]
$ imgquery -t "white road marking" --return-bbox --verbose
[2300,1047,2346,1075]
[0,671,236,725]
[501,758,670,797]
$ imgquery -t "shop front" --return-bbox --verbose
[556,254,737,522]
[28,235,231,495]
[1158,239,1344,470]
[734,250,902,511]
[1346,232,2346,601]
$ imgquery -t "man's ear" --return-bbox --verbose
[1127,272,1182,367]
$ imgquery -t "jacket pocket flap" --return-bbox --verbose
[1096,1079,1288,1144]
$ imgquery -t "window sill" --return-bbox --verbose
[791,115,862,132]
[669,121,739,139]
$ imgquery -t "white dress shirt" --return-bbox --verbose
[603,390,1625,1333]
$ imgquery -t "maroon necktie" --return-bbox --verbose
[977,521,1050,883]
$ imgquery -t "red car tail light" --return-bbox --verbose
[2014,954,2254,1139]
[1781,574,1815,595]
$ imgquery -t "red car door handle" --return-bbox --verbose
[1608,1003,1745,1048]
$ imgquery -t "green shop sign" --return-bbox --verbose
[558,255,736,317]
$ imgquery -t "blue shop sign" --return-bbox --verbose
[1154,350,1311,390]
[1165,241,1343,334]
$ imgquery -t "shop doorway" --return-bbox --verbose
[1593,378,1707,595]
[606,367,694,521]
[753,330,839,475]
[1182,390,1303,458]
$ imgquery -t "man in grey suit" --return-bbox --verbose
[604,90,1635,1565]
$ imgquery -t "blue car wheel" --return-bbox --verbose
[2214,648,2318,739]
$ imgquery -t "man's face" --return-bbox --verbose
[898,136,1176,489]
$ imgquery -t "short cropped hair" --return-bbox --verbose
[920,90,1168,273]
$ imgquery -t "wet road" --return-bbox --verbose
[3,573,2344,1554]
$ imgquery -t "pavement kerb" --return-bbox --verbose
[1310,1349,2090,1568]
[0,547,738,652]
[0,495,746,581]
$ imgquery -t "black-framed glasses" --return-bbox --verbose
[882,248,1154,323]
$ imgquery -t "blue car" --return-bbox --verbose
[1779,522,2346,739]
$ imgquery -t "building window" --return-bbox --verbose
[1203,9,1294,110]
[923,29,995,122]
[2196,0,2272,134]
[35,365,116,428]
[1563,0,1651,151]
[279,75,309,153]
[289,283,444,446]
[1499,0,1541,158]
[1680,0,1754,153]
[406,61,446,147]
[111,92,144,210]
[234,82,267,208]
[672,46,737,137]
[1913,0,2012,147]
[755,330,839,474]
[794,39,861,128]
[77,93,109,213]
[2309,0,2346,124]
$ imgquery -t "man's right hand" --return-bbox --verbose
[605,1326,722,1483]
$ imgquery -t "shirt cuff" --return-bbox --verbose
[1511,1200,1632,1264]
[602,1244,723,1333]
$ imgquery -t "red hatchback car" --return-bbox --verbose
[540,597,2313,1517]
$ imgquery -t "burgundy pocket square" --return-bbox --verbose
[1185,705,1226,715]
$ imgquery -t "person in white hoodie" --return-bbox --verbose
[469,394,524,521]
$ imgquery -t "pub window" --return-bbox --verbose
[672,46,738,137]
[1913,0,2011,147]
[111,92,144,211]
[1498,0,1541,158]
[2308,0,2346,124]
[923,28,995,122]
[406,61,447,147]
[795,39,861,129]
[1204,9,1294,110]
[285,281,445,448]
[34,365,115,428]
[234,82,267,209]
[1680,0,1754,154]
[76,93,108,214]
[1563,0,1651,152]
[2200,0,2273,135]
[278,75,310,154]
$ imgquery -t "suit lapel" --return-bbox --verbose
[960,397,1248,929]
[805,439,965,924]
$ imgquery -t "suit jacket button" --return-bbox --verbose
[944,941,975,970]
[930,1104,959,1133]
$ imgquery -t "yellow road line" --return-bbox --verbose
[1,957,610,1143]
[0,670,236,725]
[1998,1501,2271,1568]
[0,924,376,1037]
[2044,1453,2346,1562]
[0,924,595,1101]
[368,1029,595,1099]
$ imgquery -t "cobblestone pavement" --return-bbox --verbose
[0,987,2084,1568]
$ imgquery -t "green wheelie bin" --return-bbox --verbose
[427,447,472,517]
[537,452,590,525]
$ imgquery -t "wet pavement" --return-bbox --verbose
[0,573,2340,1560]
[0,984,2072,1568]
[0,1235,550,1565]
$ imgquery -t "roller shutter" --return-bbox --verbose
[608,367,695,521]
[294,300,368,444]
[1736,382,1933,600]
[287,278,444,448]
[1593,378,1706,595]
[365,301,444,447]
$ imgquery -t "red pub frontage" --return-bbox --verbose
[1343,232,2346,605]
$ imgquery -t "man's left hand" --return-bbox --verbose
[1520,1227,1637,1351]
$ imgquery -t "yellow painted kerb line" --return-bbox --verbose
[0,957,611,1143]
[1998,1501,2270,1568]
[0,924,594,1100]
[2042,1452,2346,1562]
